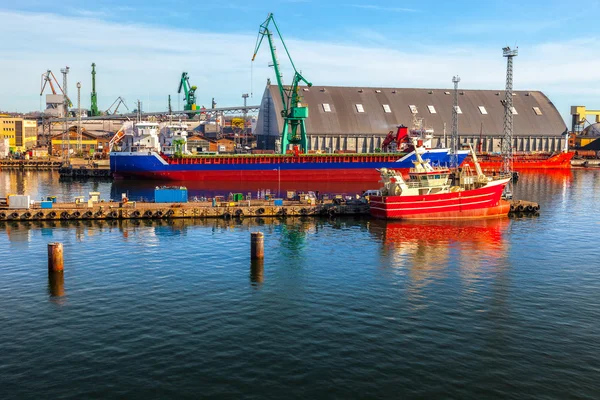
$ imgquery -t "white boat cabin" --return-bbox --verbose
[121,122,161,153]
[159,122,189,155]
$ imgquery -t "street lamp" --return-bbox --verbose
[273,167,280,198]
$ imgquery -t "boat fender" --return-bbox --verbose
[83,211,93,218]
[144,210,153,217]
[526,205,534,213]
[48,211,57,218]
[35,211,45,219]
[94,210,104,217]
[533,205,540,211]
[165,210,174,217]
[155,210,164,218]
[71,211,81,218]
[22,212,32,219]
[235,209,244,218]
[9,212,19,219]
[517,204,525,212]
[0,212,6,219]
[132,210,141,218]
[60,211,70,220]
[300,208,308,215]
[256,208,265,215]
[223,211,231,220]
[509,204,516,212]
[108,211,118,218]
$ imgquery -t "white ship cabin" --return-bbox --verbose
[121,122,161,153]
[159,122,189,155]
[409,128,434,148]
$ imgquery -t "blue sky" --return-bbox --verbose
[1,0,599,123]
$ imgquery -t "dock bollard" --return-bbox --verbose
[48,242,64,272]
[251,232,264,260]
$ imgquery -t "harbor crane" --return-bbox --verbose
[106,96,129,115]
[252,13,312,154]
[40,69,72,107]
[90,63,101,116]
[178,72,198,119]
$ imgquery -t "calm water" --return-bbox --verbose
[1,169,600,399]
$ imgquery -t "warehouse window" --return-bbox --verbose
[532,107,543,116]
[511,106,518,115]
[427,105,437,114]
[444,91,450,95]
[409,105,418,114]
[375,89,382,93]
[454,106,463,114]
[322,103,331,112]
[355,104,365,113]
[382,104,392,113]
[478,106,488,115]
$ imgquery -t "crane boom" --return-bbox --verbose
[252,13,312,154]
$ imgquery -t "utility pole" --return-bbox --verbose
[502,46,518,175]
[77,82,82,154]
[242,93,249,147]
[61,66,70,163]
[451,75,460,168]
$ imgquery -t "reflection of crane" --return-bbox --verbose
[106,97,129,115]
[252,13,312,154]
[40,69,72,107]
[178,72,198,119]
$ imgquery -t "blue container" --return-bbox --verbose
[41,201,53,209]
[154,187,188,203]
[274,199,283,206]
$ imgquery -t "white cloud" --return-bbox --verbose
[0,10,597,124]
[347,4,418,12]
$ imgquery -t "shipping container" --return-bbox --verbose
[41,201,53,209]
[8,195,31,209]
[274,199,283,206]
[154,187,188,203]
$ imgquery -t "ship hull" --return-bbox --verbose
[369,178,510,220]
[110,150,469,182]
[465,152,574,170]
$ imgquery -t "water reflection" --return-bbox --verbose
[250,259,264,286]
[370,218,510,291]
[48,271,65,298]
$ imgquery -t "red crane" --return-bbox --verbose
[382,125,410,151]
[40,69,72,106]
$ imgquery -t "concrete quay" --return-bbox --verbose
[0,199,369,221]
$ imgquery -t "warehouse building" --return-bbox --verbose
[0,116,38,152]
[255,85,568,153]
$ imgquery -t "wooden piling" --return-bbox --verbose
[251,232,264,260]
[48,242,64,272]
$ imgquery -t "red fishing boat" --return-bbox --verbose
[369,143,511,220]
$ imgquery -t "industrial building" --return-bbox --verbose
[255,85,568,153]
[0,116,38,152]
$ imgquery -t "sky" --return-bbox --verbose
[1,0,599,123]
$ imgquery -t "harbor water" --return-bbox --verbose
[1,169,600,398]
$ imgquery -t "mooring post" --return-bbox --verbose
[251,232,264,260]
[48,242,64,272]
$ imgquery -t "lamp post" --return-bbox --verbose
[273,167,280,198]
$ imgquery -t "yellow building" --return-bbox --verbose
[0,117,38,152]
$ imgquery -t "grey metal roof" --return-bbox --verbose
[261,85,566,137]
